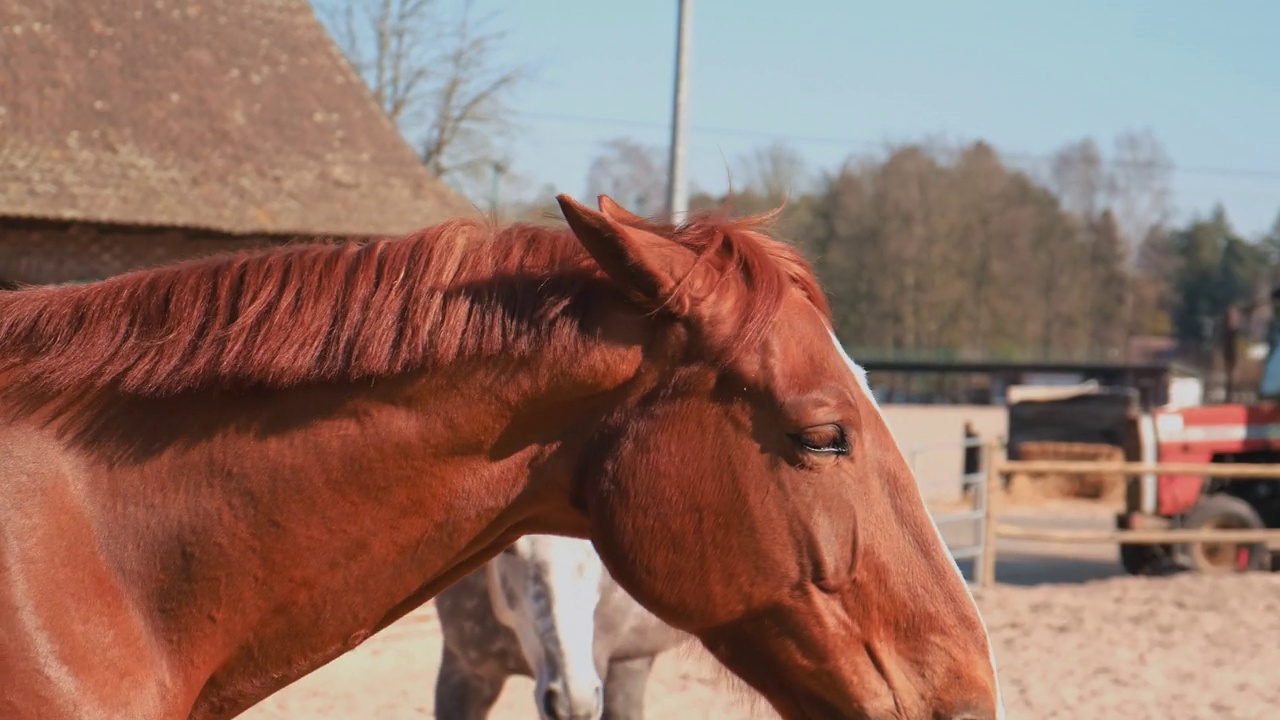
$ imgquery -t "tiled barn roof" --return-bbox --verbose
[0,0,476,236]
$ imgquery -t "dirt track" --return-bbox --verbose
[978,573,1280,720]
[240,566,1280,720]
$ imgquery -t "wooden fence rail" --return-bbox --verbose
[973,444,1280,587]
[991,525,1280,544]
[1000,460,1280,479]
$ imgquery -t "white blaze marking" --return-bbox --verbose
[490,536,604,717]
[537,536,605,705]
[830,331,1005,720]
[831,335,879,409]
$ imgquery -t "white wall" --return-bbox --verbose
[877,404,1008,503]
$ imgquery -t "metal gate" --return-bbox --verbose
[905,435,992,587]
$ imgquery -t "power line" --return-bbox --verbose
[516,110,1280,183]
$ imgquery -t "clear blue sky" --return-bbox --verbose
[338,1,1280,237]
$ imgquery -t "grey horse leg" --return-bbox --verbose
[434,647,506,720]
[601,655,656,720]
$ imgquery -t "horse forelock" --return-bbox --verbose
[641,206,831,361]
[0,206,827,403]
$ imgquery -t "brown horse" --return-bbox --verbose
[0,194,1001,719]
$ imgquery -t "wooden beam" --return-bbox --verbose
[994,524,1280,545]
[999,460,1280,479]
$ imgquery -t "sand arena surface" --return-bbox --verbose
[977,573,1280,720]
[239,569,1280,720]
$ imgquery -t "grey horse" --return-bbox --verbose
[433,535,689,720]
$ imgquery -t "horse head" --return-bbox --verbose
[487,535,606,720]
[556,194,1004,720]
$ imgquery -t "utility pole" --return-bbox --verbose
[665,0,692,223]
[490,160,508,216]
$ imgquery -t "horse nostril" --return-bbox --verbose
[541,685,564,720]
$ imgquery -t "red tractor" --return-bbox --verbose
[1117,402,1280,575]
[1117,296,1280,575]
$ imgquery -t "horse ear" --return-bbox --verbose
[556,194,692,307]
[598,194,651,225]
[597,194,674,236]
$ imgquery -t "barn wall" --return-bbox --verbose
[878,404,1008,503]
[0,219,308,285]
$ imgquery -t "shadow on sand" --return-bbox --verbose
[955,553,1129,587]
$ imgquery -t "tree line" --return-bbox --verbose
[517,133,1280,371]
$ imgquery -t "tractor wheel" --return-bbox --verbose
[1181,493,1270,574]
[1119,542,1167,576]
[1116,513,1170,575]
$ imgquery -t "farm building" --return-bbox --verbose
[859,356,1203,409]
[0,0,474,285]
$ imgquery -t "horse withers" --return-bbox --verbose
[0,193,1001,719]
[434,534,686,720]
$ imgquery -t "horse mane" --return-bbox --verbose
[0,207,828,399]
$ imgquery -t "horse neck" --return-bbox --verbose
[74,331,645,715]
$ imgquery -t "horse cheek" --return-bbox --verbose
[579,413,785,634]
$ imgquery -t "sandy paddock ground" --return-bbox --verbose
[239,567,1280,720]
[977,573,1280,720]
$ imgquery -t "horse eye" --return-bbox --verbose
[789,424,850,456]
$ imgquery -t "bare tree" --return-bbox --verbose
[322,0,530,185]
[737,140,808,203]
[1047,132,1172,251]
[1049,138,1110,220]
[1109,128,1174,255]
[585,138,667,217]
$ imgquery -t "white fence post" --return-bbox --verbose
[916,434,993,588]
